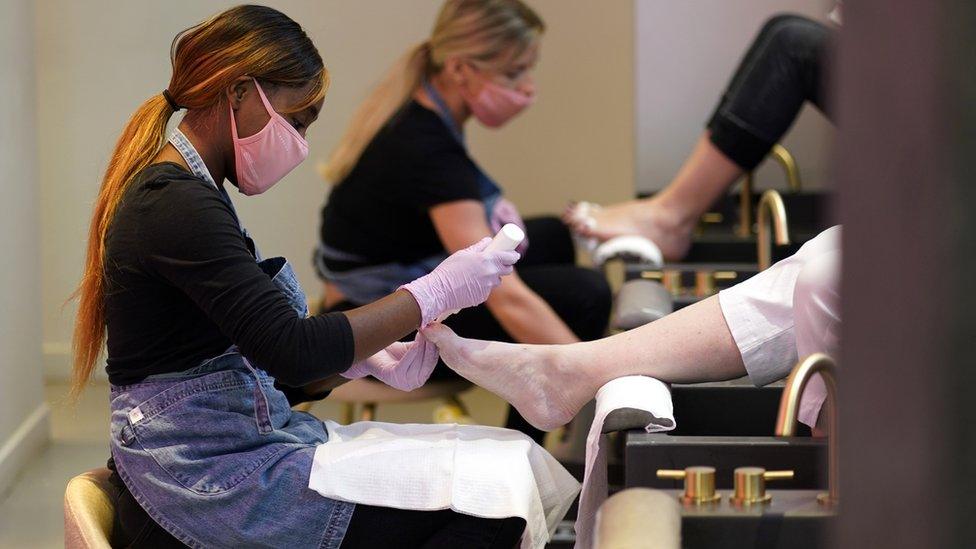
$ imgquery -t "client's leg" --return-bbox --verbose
[568,15,833,258]
[425,294,744,431]
[517,216,578,267]
[794,251,841,357]
[567,135,739,259]
[793,248,841,429]
[425,226,842,431]
[441,220,611,441]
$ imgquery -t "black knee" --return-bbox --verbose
[522,216,575,266]
[561,268,613,341]
[759,13,812,39]
[761,13,828,55]
[519,264,612,341]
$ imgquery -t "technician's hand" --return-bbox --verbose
[341,332,438,392]
[401,237,520,327]
[490,198,529,255]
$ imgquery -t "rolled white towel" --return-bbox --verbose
[574,376,675,548]
[592,235,664,268]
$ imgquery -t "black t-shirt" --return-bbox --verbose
[103,162,354,387]
[319,100,489,270]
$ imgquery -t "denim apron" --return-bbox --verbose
[314,83,502,305]
[109,130,355,548]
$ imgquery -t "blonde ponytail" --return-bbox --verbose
[324,42,431,183]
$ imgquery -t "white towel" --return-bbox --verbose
[574,376,676,549]
[308,421,581,549]
[592,235,664,268]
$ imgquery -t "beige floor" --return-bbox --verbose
[0,380,514,548]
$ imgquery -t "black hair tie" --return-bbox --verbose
[162,89,183,111]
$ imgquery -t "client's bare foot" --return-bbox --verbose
[562,199,693,261]
[422,324,598,431]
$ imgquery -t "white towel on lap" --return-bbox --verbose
[308,421,581,549]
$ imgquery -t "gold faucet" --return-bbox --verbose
[737,173,754,238]
[756,189,790,270]
[736,144,801,237]
[775,353,838,506]
[771,144,802,193]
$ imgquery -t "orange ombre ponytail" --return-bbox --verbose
[70,5,328,397]
[70,94,174,398]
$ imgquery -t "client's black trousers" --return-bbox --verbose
[707,14,835,170]
[330,217,613,443]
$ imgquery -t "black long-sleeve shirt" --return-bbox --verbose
[319,100,486,272]
[103,162,354,388]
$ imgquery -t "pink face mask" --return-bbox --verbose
[461,71,535,128]
[229,78,309,196]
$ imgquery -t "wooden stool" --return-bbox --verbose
[293,377,473,423]
[64,467,114,549]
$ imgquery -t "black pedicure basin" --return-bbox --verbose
[677,489,834,549]
[633,190,832,264]
[623,379,826,491]
[682,236,804,264]
[623,261,760,311]
[547,378,827,548]
[693,190,833,237]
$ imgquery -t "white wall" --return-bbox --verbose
[0,0,49,496]
[636,0,835,194]
[35,0,635,375]
[465,0,635,213]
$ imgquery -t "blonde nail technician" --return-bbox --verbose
[65,6,574,548]
[316,0,612,443]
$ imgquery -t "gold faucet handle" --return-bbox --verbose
[694,271,716,297]
[640,270,664,282]
[661,269,683,296]
[656,469,687,480]
[731,467,794,505]
[657,466,721,505]
[763,470,794,481]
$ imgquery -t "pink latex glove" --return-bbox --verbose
[401,237,519,327]
[490,198,530,255]
[341,332,439,391]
